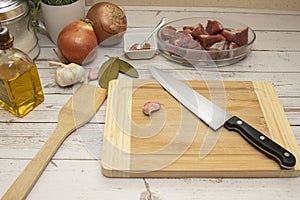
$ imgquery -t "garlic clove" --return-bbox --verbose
[88,67,99,81]
[143,102,162,116]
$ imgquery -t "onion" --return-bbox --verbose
[57,19,98,65]
[86,2,127,46]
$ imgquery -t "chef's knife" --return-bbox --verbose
[149,67,296,169]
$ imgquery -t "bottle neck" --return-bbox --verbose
[0,26,14,50]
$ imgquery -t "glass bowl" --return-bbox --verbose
[156,17,256,66]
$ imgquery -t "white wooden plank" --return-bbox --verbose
[121,6,300,15]
[123,9,300,31]
[37,30,300,52]
[292,126,300,144]
[0,123,104,160]
[1,6,300,200]
[0,119,298,160]
[0,159,144,200]
[22,67,300,98]
[253,32,300,51]
[35,50,300,76]
[143,177,300,200]
[0,94,107,123]
[86,0,300,11]
[1,67,299,122]
[1,159,300,200]
[1,117,298,155]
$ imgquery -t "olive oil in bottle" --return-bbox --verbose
[0,25,44,117]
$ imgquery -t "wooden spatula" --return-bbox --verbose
[2,84,107,200]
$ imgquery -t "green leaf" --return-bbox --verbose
[117,58,139,78]
[97,56,139,89]
[98,57,119,89]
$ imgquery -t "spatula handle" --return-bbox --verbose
[2,85,107,199]
[1,129,69,200]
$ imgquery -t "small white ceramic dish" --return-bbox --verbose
[123,32,157,60]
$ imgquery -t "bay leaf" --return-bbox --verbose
[117,58,139,78]
[98,57,119,89]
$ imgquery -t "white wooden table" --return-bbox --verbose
[1,6,300,200]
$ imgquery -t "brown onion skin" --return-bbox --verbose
[57,20,98,65]
[86,2,127,46]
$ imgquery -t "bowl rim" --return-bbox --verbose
[156,17,256,54]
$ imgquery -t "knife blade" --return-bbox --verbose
[149,67,296,169]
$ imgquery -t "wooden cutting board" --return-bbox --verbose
[102,79,300,178]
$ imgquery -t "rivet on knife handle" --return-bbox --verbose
[224,116,296,169]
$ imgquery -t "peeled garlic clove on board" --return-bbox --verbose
[143,101,162,116]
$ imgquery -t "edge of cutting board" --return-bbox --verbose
[101,79,300,178]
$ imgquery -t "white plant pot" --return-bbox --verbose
[41,0,85,44]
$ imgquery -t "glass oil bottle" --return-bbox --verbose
[0,25,44,117]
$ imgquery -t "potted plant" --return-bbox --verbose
[29,0,85,44]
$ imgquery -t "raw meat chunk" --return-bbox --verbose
[198,34,226,50]
[209,40,226,50]
[159,19,250,61]
[183,26,195,33]
[191,23,208,40]
[205,20,223,35]
[169,31,201,49]
[160,25,177,41]
[208,41,228,60]
[228,42,241,58]
[166,31,201,58]
[228,42,239,49]
[221,27,248,46]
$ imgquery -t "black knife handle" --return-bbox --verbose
[224,116,296,169]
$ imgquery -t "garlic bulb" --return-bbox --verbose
[49,61,85,87]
